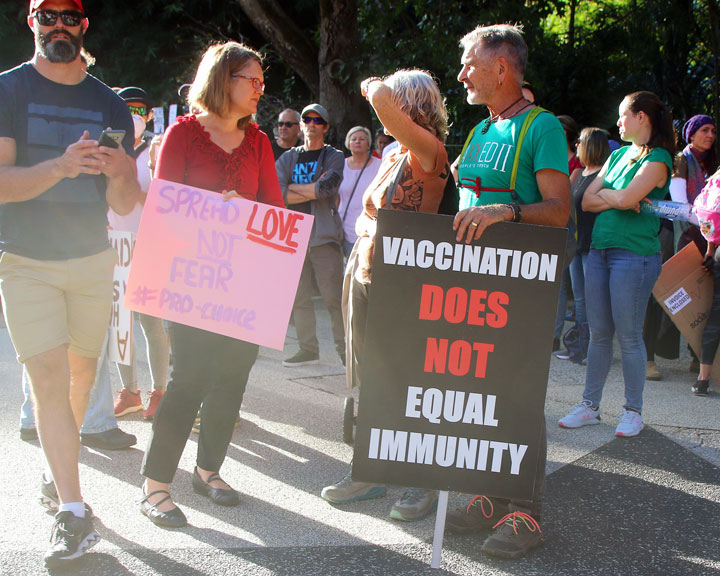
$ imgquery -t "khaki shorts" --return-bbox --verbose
[0,248,116,363]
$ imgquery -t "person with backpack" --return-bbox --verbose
[445,24,570,560]
[558,91,675,437]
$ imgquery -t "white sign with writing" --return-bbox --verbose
[108,230,134,365]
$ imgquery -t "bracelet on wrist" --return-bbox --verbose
[506,202,522,223]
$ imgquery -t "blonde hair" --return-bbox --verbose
[383,69,448,142]
[344,126,372,150]
[188,42,263,127]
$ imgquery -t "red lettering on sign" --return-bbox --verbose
[246,204,303,253]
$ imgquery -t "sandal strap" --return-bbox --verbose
[206,472,222,484]
[140,489,172,507]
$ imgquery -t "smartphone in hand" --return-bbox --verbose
[98,129,125,149]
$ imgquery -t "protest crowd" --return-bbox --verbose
[1,0,718,570]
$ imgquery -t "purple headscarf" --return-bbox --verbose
[682,115,714,144]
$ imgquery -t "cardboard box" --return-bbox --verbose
[652,242,720,380]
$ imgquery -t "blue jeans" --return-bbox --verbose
[583,248,661,413]
[20,330,118,434]
[568,252,589,325]
[553,267,570,339]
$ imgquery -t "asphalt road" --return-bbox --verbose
[0,306,718,575]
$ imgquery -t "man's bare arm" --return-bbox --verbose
[0,132,103,204]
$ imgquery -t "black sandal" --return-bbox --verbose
[139,489,187,527]
[192,467,240,507]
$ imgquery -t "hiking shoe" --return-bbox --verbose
[144,390,164,421]
[646,361,661,381]
[321,470,386,504]
[445,495,509,534]
[615,409,644,437]
[692,379,710,396]
[44,511,100,569]
[390,488,438,521]
[558,401,600,428]
[40,474,59,512]
[481,511,543,559]
[282,350,320,367]
[114,389,143,417]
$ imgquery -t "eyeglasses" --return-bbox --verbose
[302,116,327,125]
[127,105,148,116]
[278,121,299,128]
[231,74,265,93]
[33,9,85,27]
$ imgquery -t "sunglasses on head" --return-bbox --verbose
[303,116,327,125]
[278,121,299,128]
[128,105,148,116]
[33,9,85,27]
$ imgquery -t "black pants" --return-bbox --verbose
[141,322,258,484]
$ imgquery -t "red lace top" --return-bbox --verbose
[155,115,283,208]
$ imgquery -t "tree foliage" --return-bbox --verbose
[1,0,718,150]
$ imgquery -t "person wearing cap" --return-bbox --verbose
[272,108,303,160]
[276,103,346,367]
[0,0,140,568]
[669,114,718,373]
[109,86,170,422]
[673,114,718,256]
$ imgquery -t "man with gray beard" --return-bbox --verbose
[0,0,139,568]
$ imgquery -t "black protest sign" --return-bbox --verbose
[352,210,566,500]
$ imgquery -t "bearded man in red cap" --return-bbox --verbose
[0,0,139,568]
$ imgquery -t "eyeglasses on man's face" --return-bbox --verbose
[127,105,148,117]
[302,116,327,125]
[231,74,265,93]
[33,9,84,27]
[278,121,299,128]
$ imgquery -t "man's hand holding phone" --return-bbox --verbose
[95,128,135,180]
[54,130,104,179]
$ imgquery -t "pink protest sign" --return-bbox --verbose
[125,179,313,349]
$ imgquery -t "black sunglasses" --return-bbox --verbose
[34,9,85,27]
[278,121,299,128]
[303,117,327,125]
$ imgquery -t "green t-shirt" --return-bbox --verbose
[458,109,568,210]
[590,145,672,255]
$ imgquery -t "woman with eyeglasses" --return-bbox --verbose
[321,69,449,521]
[139,42,283,528]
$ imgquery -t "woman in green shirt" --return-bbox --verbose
[558,91,674,438]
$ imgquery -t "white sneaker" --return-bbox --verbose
[558,401,601,428]
[615,409,643,437]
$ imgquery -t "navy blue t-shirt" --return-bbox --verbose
[290,148,322,215]
[0,63,134,260]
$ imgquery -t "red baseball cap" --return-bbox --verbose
[29,0,84,13]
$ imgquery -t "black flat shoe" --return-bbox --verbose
[192,467,240,507]
[139,489,187,527]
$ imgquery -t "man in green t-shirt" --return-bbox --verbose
[444,23,570,559]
